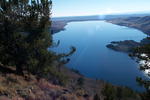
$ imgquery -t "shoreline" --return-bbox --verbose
[51,20,149,89]
[105,17,150,79]
[52,19,150,53]
[52,15,150,36]
[51,19,105,34]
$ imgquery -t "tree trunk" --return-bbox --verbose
[16,63,23,75]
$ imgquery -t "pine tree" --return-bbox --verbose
[0,0,54,75]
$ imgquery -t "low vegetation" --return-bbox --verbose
[102,84,140,100]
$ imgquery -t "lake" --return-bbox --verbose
[52,21,148,91]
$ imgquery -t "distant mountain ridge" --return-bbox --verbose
[52,15,100,21]
[52,13,150,21]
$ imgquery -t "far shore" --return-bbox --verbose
[51,19,103,34]
[52,16,150,36]
[106,16,150,35]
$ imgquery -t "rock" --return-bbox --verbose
[141,37,150,45]
[0,96,10,100]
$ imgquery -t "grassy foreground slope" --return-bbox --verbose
[0,64,141,100]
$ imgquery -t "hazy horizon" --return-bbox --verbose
[52,0,150,17]
[52,11,150,18]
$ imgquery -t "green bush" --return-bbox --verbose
[77,77,84,86]
[94,94,101,100]
[102,84,138,100]
[44,66,69,86]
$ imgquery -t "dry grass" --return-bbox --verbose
[0,70,92,100]
[0,65,141,100]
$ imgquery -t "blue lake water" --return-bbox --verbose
[52,21,148,91]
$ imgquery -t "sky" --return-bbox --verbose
[52,0,150,17]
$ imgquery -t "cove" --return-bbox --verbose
[52,21,148,91]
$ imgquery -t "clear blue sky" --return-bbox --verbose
[52,0,150,17]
